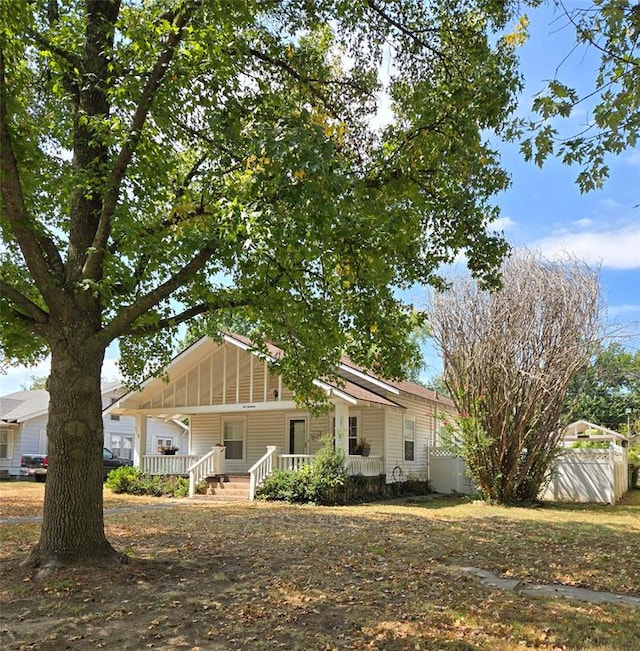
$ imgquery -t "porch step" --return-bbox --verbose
[197,473,250,501]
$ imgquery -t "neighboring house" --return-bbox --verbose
[107,333,457,494]
[0,383,185,478]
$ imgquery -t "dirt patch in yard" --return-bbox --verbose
[1,484,639,650]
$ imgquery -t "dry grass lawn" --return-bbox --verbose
[1,481,639,650]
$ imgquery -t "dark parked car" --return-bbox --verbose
[101,447,133,479]
[20,447,132,482]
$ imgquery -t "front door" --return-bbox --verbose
[289,419,307,454]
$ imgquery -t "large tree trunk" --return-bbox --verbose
[25,330,118,567]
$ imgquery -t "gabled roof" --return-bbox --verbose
[0,383,130,424]
[220,333,449,407]
[0,390,49,423]
[113,332,449,412]
[337,358,455,407]
[561,420,627,442]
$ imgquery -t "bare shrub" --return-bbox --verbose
[428,250,601,503]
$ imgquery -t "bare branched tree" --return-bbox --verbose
[428,250,601,503]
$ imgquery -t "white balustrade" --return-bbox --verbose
[187,447,226,498]
[346,455,384,476]
[142,454,197,476]
[278,454,316,472]
[248,446,279,500]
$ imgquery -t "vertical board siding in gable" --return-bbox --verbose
[198,357,210,405]
[280,384,293,401]
[253,357,265,403]
[162,384,174,408]
[187,368,198,406]
[238,353,252,403]
[224,345,236,404]
[267,372,279,402]
[175,375,186,405]
[212,348,224,404]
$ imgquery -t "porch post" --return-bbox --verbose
[134,414,148,469]
[333,400,350,456]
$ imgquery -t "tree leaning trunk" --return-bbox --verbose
[25,332,117,567]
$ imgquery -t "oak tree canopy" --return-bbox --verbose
[1,0,520,564]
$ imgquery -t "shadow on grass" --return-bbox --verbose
[2,498,639,650]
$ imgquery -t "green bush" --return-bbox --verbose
[105,468,190,497]
[571,440,610,449]
[256,436,347,505]
[256,468,310,502]
[105,465,142,493]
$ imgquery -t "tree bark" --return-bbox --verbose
[25,328,117,566]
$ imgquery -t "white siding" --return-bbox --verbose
[190,410,334,472]
[140,342,291,410]
[105,416,186,457]
[384,408,404,479]
[0,409,184,476]
[381,394,457,483]
[359,408,385,456]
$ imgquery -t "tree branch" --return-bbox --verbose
[0,280,50,325]
[0,49,65,301]
[364,0,452,68]
[125,296,251,338]
[100,245,213,342]
[247,47,341,120]
[83,0,200,282]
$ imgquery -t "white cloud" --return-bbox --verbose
[533,222,640,270]
[599,198,624,211]
[488,216,515,232]
[571,218,594,228]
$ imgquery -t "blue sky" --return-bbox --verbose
[496,4,639,331]
[413,2,640,379]
[1,2,638,393]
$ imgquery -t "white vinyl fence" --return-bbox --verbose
[428,446,629,504]
[427,447,476,494]
[541,447,628,504]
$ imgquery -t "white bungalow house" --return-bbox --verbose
[107,333,457,498]
[0,382,185,478]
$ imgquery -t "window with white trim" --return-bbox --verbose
[403,418,415,462]
[348,415,358,455]
[156,437,174,451]
[110,434,133,460]
[223,420,244,460]
[0,428,14,459]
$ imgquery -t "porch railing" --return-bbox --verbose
[248,446,279,500]
[142,454,197,476]
[346,455,384,476]
[187,447,226,498]
[278,454,315,472]
[248,451,385,500]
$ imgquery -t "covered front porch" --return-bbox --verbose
[139,444,385,499]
